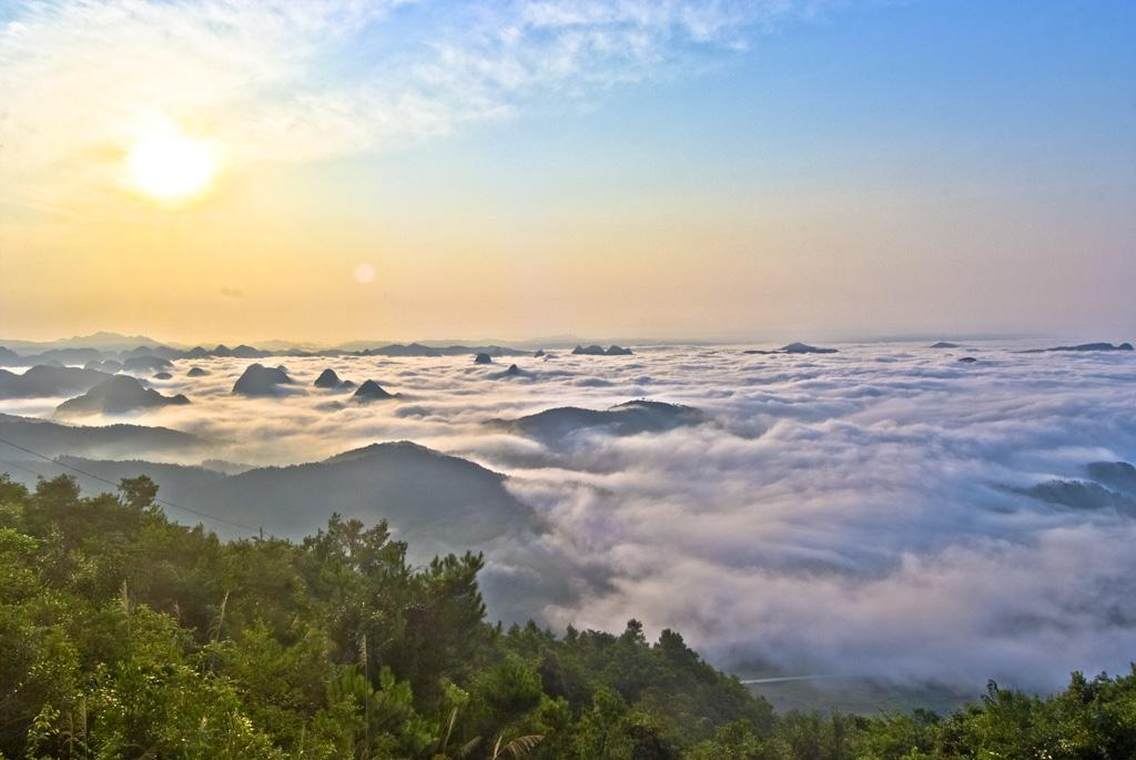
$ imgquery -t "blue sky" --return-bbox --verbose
[403,0,1134,209]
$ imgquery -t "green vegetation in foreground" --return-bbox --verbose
[1,473,1134,759]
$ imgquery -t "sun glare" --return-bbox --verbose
[127,121,217,202]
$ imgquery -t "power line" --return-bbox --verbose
[0,436,259,532]
[0,457,53,481]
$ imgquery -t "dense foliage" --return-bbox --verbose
[1,473,1134,759]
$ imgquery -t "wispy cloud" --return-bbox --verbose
[0,0,829,206]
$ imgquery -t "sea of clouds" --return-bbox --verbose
[4,341,1136,695]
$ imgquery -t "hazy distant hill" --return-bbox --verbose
[0,340,546,380]
[497,400,706,442]
[0,365,112,399]
[359,342,532,357]
[0,347,22,367]
[0,331,168,353]
[53,455,227,498]
[232,364,293,395]
[572,344,634,356]
[744,342,839,355]
[0,413,201,459]
[55,376,190,417]
[43,442,542,559]
[1021,460,1136,514]
[1021,342,1134,353]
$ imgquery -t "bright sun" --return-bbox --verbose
[127,121,217,202]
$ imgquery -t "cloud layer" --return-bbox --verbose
[4,340,1136,694]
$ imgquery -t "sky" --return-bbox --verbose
[1,0,1133,345]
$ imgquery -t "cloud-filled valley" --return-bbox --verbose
[2,340,1135,698]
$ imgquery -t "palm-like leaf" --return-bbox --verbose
[491,734,544,759]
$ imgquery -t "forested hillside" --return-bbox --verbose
[1,474,1133,759]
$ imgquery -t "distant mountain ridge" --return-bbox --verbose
[495,400,706,442]
[0,365,112,399]
[744,342,839,355]
[572,344,634,356]
[359,342,532,357]
[0,412,201,458]
[20,442,542,561]
[0,339,536,365]
[0,331,168,353]
[7,336,1133,372]
[1021,342,1134,353]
